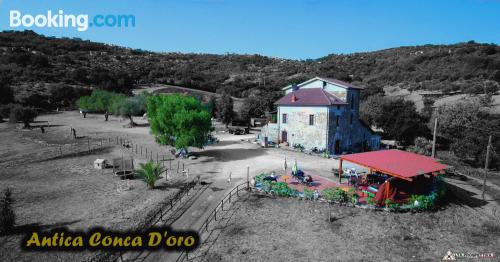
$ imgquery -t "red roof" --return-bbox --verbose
[275,88,347,106]
[340,149,447,181]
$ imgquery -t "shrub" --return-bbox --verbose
[292,143,305,152]
[303,188,315,200]
[322,187,347,203]
[135,161,164,189]
[254,173,267,185]
[366,195,376,205]
[261,180,274,192]
[409,194,434,210]
[0,188,15,235]
[383,199,401,209]
[271,182,297,197]
[408,137,433,156]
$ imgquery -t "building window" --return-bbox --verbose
[336,115,340,126]
[322,81,327,88]
[282,113,287,124]
[309,114,314,126]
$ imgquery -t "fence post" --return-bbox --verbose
[214,208,217,221]
[247,166,250,190]
[221,200,224,211]
[156,152,158,163]
[237,185,239,197]
[87,138,90,151]
[177,162,180,173]
[141,146,143,156]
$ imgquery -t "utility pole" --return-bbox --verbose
[431,118,438,159]
[482,135,492,200]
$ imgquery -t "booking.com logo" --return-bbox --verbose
[9,10,135,32]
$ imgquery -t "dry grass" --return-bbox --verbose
[205,193,500,262]
[0,125,182,262]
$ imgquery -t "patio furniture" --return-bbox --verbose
[291,170,313,186]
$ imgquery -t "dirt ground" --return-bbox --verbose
[204,193,500,262]
[2,111,500,262]
[0,111,340,261]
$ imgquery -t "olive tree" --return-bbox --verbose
[110,93,147,126]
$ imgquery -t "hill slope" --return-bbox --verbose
[0,30,499,108]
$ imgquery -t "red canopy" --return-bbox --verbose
[340,149,447,181]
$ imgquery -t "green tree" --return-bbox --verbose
[110,93,147,126]
[75,90,120,120]
[430,99,499,167]
[147,94,213,150]
[360,95,386,126]
[361,96,425,145]
[429,99,482,141]
[135,162,164,189]
[216,93,234,127]
[75,96,92,118]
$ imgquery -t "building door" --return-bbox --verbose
[281,131,287,143]
[334,139,341,154]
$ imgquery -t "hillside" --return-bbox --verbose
[0,30,499,111]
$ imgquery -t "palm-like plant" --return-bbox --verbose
[136,162,164,189]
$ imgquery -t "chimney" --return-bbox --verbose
[291,94,297,103]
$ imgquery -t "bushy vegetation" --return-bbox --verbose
[2,31,500,118]
[135,161,165,189]
[360,95,427,145]
[430,99,500,168]
[292,143,305,151]
[0,188,15,235]
[76,90,147,125]
[147,94,213,150]
[408,137,433,156]
[215,93,234,127]
[0,103,38,128]
[303,188,315,200]
[254,173,298,197]
[321,187,347,202]
[109,93,148,126]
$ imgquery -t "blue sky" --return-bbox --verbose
[0,0,499,59]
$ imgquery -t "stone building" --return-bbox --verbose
[260,77,380,154]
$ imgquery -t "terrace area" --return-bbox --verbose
[257,149,448,207]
